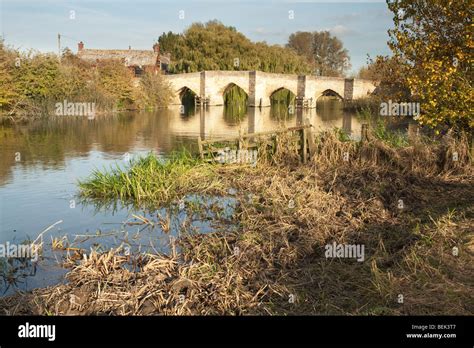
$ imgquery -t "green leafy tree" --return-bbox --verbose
[94,60,135,108]
[136,72,172,109]
[0,40,19,110]
[12,52,60,101]
[159,21,312,74]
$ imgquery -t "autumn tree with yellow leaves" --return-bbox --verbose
[387,0,473,131]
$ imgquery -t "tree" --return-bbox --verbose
[158,21,312,74]
[387,0,473,131]
[137,72,172,109]
[358,55,410,100]
[0,40,19,110]
[287,31,314,64]
[95,59,135,108]
[158,32,181,52]
[287,31,351,77]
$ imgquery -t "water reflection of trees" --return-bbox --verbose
[223,103,247,124]
[180,88,196,117]
[316,97,343,121]
[269,88,297,122]
[269,103,297,122]
[0,110,186,185]
[223,84,248,124]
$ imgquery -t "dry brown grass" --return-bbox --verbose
[0,129,472,315]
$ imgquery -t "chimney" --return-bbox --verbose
[78,41,84,52]
[153,43,160,54]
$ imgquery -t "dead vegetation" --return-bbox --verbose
[0,129,472,315]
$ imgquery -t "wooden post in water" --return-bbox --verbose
[360,123,369,163]
[305,118,316,158]
[301,126,308,163]
[197,137,204,159]
[408,123,419,142]
[361,123,369,142]
[273,134,279,157]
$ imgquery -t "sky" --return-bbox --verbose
[0,0,394,74]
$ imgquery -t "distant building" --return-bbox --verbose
[76,41,170,77]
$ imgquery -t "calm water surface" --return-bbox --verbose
[0,102,363,294]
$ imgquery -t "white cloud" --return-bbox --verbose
[328,25,355,36]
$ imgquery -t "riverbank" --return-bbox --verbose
[1,128,473,315]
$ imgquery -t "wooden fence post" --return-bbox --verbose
[197,137,204,159]
[408,123,419,142]
[301,126,308,163]
[305,118,316,158]
[238,129,244,151]
[361,123,369,142]
[273,134,279,156]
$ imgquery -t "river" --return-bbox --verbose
[0,101,366,294]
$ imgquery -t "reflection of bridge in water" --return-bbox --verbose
[169,105,361,141]
[164,71,377,107]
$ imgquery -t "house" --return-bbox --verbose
[76,41,170,77]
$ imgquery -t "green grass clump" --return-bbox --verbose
[356,108,410,148]
[372,119,409,148]
[333,127,352,142]
[78,151,220,205]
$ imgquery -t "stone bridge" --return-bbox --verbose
[163,70,377,107]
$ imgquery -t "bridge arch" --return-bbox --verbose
[316,89,344,101]
[165,72,202,105]
[316,88,345,121]
[222,83,249,106]
[269,87,296,105]
[204,71,251,105]
[220,82,249,96]
[178,86,199,105]
[178,86,199,98]
[266,85,298,100]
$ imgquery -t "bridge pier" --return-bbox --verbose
[249,71,272,107]
[344,78,354,100]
